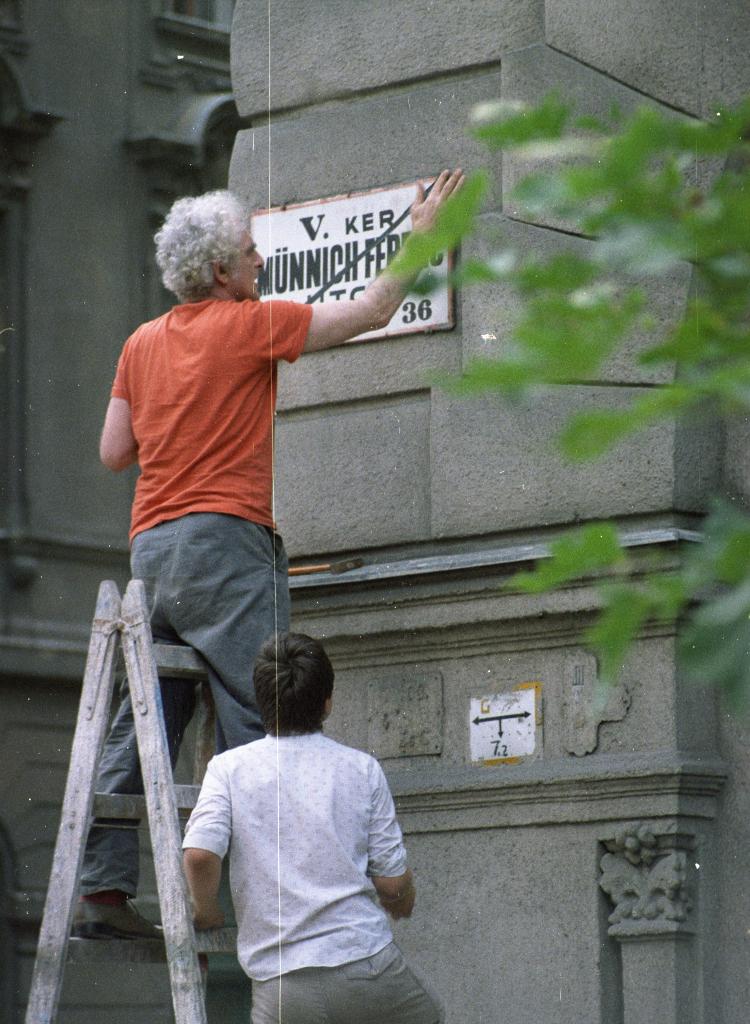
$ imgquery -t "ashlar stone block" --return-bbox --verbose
[230,71,504,215]
[399,827,603,1024]
[546,0,750,120]
[367,668,443,760]
[274,392,431,555]
[232,0,543,116]
[500,44,664,233]
[276,331,460,413]
[461,213,693,386]
[723,414,750,505]
[429,386,677,538]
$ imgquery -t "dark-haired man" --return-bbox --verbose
[183,633,443,1024]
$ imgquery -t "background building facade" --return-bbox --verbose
[1,1,243,1019]
[2,1,750,1021]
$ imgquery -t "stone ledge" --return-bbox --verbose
[1,528,697,680]
[389,752,727,832]
[0,632,88,682]
[609,919,696,941]
[290,527,700,590]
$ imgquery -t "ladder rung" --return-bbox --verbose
[66,927,238,963]
[115,643,209,680]
[93,785,200,819]
[153,644,209,679]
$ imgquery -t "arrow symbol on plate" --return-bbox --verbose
[472,710,531,738]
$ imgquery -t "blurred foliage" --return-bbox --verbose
[409,94,750,707]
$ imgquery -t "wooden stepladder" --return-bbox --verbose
[25,579,236,1024]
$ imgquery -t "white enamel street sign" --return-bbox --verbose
[469,684,541,765]
[252,179,454,342]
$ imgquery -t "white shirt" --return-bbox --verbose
[183,731,407,980]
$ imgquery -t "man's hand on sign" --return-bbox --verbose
[410,168,465,235]
[303,167,464,353]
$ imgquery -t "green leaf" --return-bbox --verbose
[512,285,643,381]
[510,171,574,217]
[684,502,750,587]
[714,533,750,585]
[586,585,652,685]
[593,222,686,274]
[511,524,625,593]
[446,255,516,289]
[512,137,606,162]
[638,301,726,366]
[443,358,534,396]
[439,94,750,709]
[388,171,489,277]
[574,114,611,134]
[644,574,690,618]
[559,384,700,460]
[680,582,750,711]
[558,409,638,460]
[514,253,598,295]
[471,93,571,149]
[583,575,687,689]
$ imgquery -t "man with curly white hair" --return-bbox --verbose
[73,171,463,940]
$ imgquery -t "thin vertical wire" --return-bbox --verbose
[694,0,700,367]
[264,1,284,1019]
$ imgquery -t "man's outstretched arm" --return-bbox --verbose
[303,168,464,353]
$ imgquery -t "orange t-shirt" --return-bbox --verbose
[112,298,312,542]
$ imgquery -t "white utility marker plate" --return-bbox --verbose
[469,684,542,765]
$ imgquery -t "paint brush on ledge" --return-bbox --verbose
[288,558,363,577]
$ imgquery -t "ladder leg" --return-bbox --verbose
[120,579,207,1024]
[192,682,215,785]
[25,581,123,1024]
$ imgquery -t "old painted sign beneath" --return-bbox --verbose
[252,179,454,342]
[469,683,542,765]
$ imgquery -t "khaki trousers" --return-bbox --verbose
[251,943,443,1024]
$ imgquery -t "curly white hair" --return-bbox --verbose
[154,190,249,302]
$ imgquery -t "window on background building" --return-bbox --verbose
[163,0,235,28]
[0,0,20,29]
[0,831,17,1024]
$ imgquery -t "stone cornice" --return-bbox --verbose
[0,52,61,195]
[0,526,696,678]
[0,626,90,682]
[153,13,231,51]
[389,752,727,833]
[287,527,699,665]
[124,92,238,197]
[10,754,725,929]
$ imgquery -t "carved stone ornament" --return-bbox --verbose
[562,655,631,756]
[599,824,694,937]
[367,670,443,759]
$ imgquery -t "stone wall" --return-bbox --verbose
[228,2,750,1022]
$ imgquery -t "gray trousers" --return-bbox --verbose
[251,944,444,1024]
[80,513,289,896]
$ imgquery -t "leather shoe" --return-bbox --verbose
[72,900,162,940]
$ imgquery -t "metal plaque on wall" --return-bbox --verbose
[469,683,543,766]
[252,178,454,342]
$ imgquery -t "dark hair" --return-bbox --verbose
[254,632,334,735]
